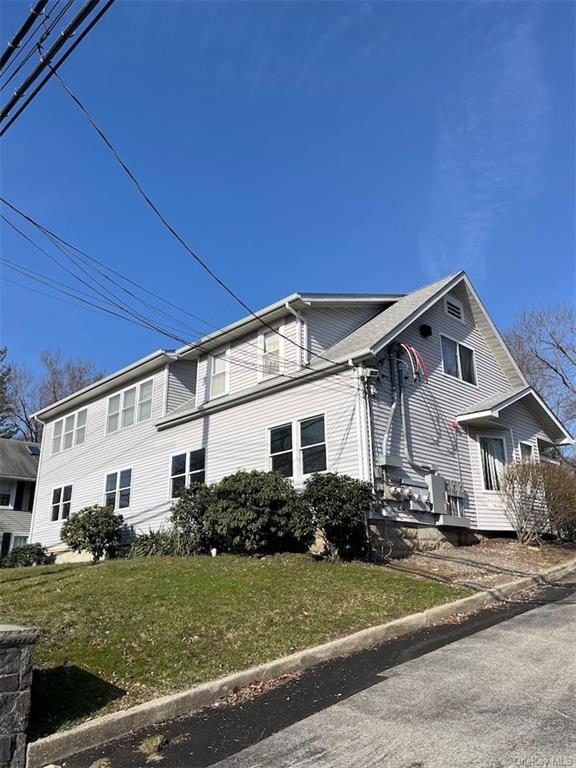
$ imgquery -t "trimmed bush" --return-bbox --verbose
[1,543,51,568]
[303,473,374,560]
[61,505,124,563]
[203,470,314,556]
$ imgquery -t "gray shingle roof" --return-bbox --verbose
[0,439,40,480]
[321,272,463,363]
[457,386,530,417]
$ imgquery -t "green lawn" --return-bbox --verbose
[0,554,469,738]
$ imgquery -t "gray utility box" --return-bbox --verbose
[425,473,446,516]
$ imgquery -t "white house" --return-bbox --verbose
[29,272,573,558]
[0,438,39,556]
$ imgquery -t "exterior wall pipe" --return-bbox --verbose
[284,301,305,368]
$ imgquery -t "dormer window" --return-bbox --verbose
[210,352,229,398]
[259,327,284,379]
[444,296,464,322]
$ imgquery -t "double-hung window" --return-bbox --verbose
[210,355,228,398]
[300,416,327,474]
[260,330,282,377]
[520,442,533,461]
[52,409,88,454]
[107,379,154,434]
[441,336,476,385]
[51,485,72,521]
[105,469,132,509]
[269,415,327,479]
[270,424,293,477]
[170,449,206,497]
[480,437,506,491]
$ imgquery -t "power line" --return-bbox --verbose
[0,0,116,134]
[46,66,349,372]
[1,197,358,394]
[0,0,49,72]
[0,0,75,93]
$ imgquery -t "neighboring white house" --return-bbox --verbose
[0,438,39,557]
[29,271,573,557]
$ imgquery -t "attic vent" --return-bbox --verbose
[445,297,464,322]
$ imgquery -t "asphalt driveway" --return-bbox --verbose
[63,577,576,768]
[213,582,576,768]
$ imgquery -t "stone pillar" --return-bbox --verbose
[0,625,38,768]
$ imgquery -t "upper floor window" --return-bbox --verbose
[260,329,282,378]
[0,482,11,507]
[52,408,87,454]
[51,485,72,521]
[107,379,153,434]
[210,354,229,398]
[170,449,206,497]
[444,296,464,322]
[441,336,476,385]
[105,469,132,509]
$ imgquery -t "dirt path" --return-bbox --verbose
[386,539,576,589]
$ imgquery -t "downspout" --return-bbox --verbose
[285,302,305,368]
[354,362,374,562]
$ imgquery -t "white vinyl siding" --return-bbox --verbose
[166,360,197,413]
[32,367,357,548]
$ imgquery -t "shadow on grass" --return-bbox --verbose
[29,665,126,740]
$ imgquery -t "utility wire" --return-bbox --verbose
[0,0,115,135]
[46,66,349,371]
[1,197,358,394]
[0,0,48,72]
[0,0,75,93]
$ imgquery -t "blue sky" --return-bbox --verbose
[1,0,574,376]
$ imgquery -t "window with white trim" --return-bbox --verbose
[260,330,282,377]
[210,354,229,398]
[104,469,132,509]
[520,442,533,461]
[0,482,11,507]
[441,336,476,385]
[444,296,464,322]
[51,485,72,521]
[51,408,87,454]
[270,424,293,477]
[12,535,28,550]
[170,449,206,497]
[480,437,506,491]
[300,415,327,475]
[106,379,153,434]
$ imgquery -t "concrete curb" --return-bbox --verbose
[27,557,576,768]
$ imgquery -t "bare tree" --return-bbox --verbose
[499,461,549,545]
[0,348,17,439]
[505,305,575,443]
[2,349,105,442]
